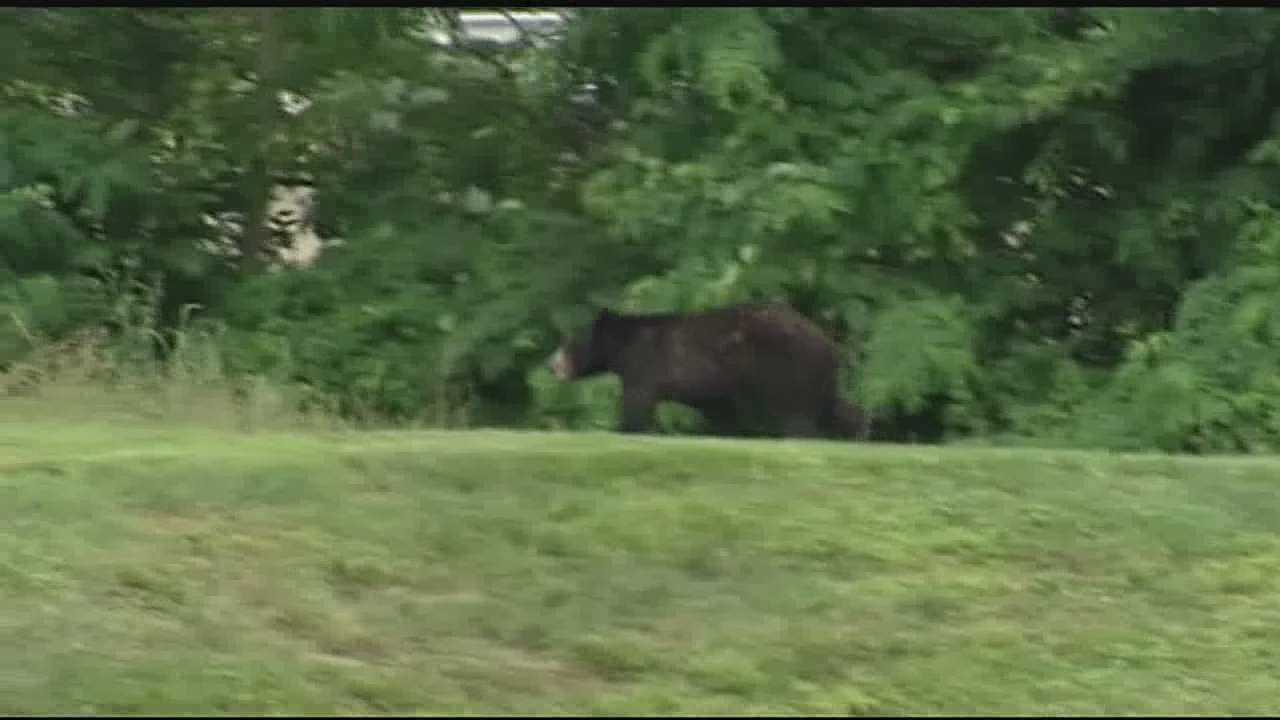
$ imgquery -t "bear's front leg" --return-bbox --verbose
[619,384,657,434]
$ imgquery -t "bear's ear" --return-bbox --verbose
[596,308,619,322]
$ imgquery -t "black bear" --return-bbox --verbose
[549,302,871,440]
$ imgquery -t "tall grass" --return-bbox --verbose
[0,273,340,432]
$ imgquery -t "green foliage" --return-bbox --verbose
[10,8,1280,449]
[638,9,782,114]
[0,274,109,367]
[1067,200,1280,453]
[859,297,978,422]
[559,8,1280,446]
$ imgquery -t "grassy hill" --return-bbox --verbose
[3,408,1280,714]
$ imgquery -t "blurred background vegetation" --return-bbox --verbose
[6,8,1280,453]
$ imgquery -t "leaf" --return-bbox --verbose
[382,76,407,104]
[107,118,140,144]
[368,109,400,132]
[409,86,450,105]
[85,173,110,219]
[461,186,493,215]
[1232,295,1274,339]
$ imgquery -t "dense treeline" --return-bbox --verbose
[6,8,1280,452]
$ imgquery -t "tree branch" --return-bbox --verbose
[496,9,535,50]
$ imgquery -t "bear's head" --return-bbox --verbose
[550,309,621,381]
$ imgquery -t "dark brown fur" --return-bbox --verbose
[550,302,871,440]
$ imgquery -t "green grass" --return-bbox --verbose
[3,409,1280,714]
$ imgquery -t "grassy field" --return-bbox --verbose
[3,400,1280,714]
